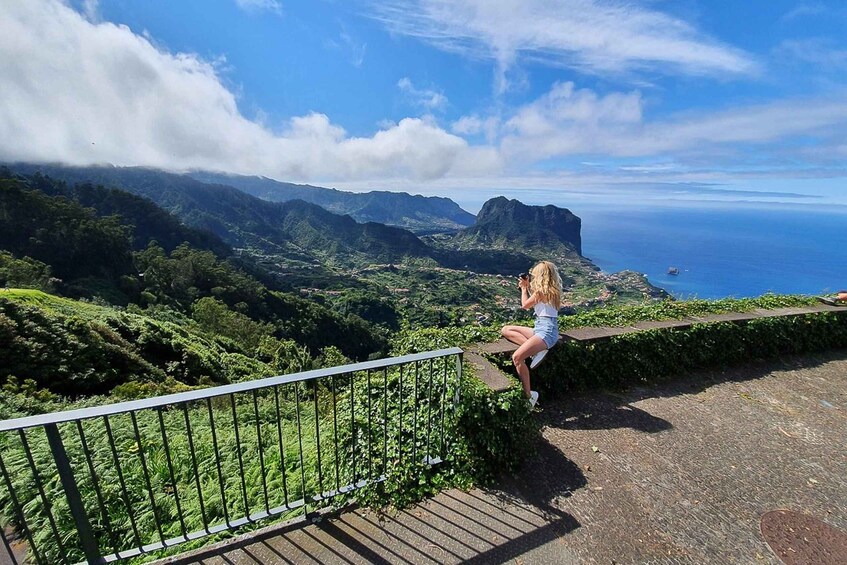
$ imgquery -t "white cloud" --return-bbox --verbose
[500,81,847,161]
[235,0,283,15]
[500,82,644,158]
[1,1,843,197]
[324,30,367,68]
[451,114,500,142]
[0,1,496,181]
[775,38,847,70]
[80,0,99,21]
[781,2,826,21]
[397,77,448,111]
[367,0,758,92]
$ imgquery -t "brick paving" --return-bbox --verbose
[162,349,847,564]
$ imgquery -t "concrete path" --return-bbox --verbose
[163,349,847,564]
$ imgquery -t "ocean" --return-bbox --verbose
[571,203,847,299]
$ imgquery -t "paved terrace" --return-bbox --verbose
[163,348,847,564]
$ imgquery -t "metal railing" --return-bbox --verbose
[0,347,463,564]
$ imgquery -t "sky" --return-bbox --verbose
[1,0,846,212]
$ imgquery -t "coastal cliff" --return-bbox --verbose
[449,196,582,256]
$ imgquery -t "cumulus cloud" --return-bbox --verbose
[451,114,500,142]
[501,82,644,158]
[367,0,758,91]
[1,1,842,192]
[397,77,448,111]
[0,0,495,181]
[80,0,99,21]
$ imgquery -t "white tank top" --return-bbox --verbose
[534,301,558,318]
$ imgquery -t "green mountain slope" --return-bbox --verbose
[9,168,231,256]
[0,176,135,284]
[188,171,476,233]
[6,164,435,265]
[0,290,253,395]
[277,199,433,261]
[0,171,388,359]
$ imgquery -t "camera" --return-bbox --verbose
[519,273,528,280]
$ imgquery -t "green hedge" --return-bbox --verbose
[354,325,536,509]
[529,312,847,395]
[454,375,536,481]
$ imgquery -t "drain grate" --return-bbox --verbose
[760,509,847,564]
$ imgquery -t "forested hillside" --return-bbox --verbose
[189,171,476,234]
[0,171,389,392]
[5,164,442,265]
[0,175,135,292]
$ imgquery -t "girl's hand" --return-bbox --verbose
[518,277,530,290]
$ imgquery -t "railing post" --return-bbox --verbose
[44,423,103,564]
[453,351,463,414]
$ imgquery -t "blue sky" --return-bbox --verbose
[1,0,846,211]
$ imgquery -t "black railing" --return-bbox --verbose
[0,347,463,564]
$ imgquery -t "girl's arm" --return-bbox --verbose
[521,288,540,310]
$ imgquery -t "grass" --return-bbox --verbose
[1,288,116,319]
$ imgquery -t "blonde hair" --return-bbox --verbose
[530,261,563,309]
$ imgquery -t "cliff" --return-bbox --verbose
[451,196,582,256]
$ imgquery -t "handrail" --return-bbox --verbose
[0,347,463,431]
[0,347,465,564]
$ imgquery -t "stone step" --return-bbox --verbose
[464,351,511,392]
[631,319,695,330]
[561,326,633,341]
[689,312,762,323]
[474,338,518,355]
[753,305,837,318]
[814,303,847,313]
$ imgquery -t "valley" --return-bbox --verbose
[0,163,666,401]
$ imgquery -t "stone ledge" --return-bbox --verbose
[469,304,846,392]
[464,351,511,392]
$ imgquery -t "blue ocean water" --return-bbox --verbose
[573,203,847,299]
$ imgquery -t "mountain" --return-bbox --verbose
[0,171,389,359]
[278,199,432,260]
[448,196,582,256]
[0,176,135,284]
[188,171,476,234]
[10,169,231,256]
[5,164,435,265]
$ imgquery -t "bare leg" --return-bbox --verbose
[512,335,547,398]
[501,325,534,346]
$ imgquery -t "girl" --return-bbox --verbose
[501,261,562,407]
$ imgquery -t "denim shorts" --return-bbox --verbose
[533,316,559,349]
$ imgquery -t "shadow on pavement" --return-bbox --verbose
[541,393,673,433]
[535,349,847,438]
[491,436,587,518]
[165,457,583,564]
[642,348,847,401]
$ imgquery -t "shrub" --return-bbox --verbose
[353,325,536,510]
[529,310,847,396]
